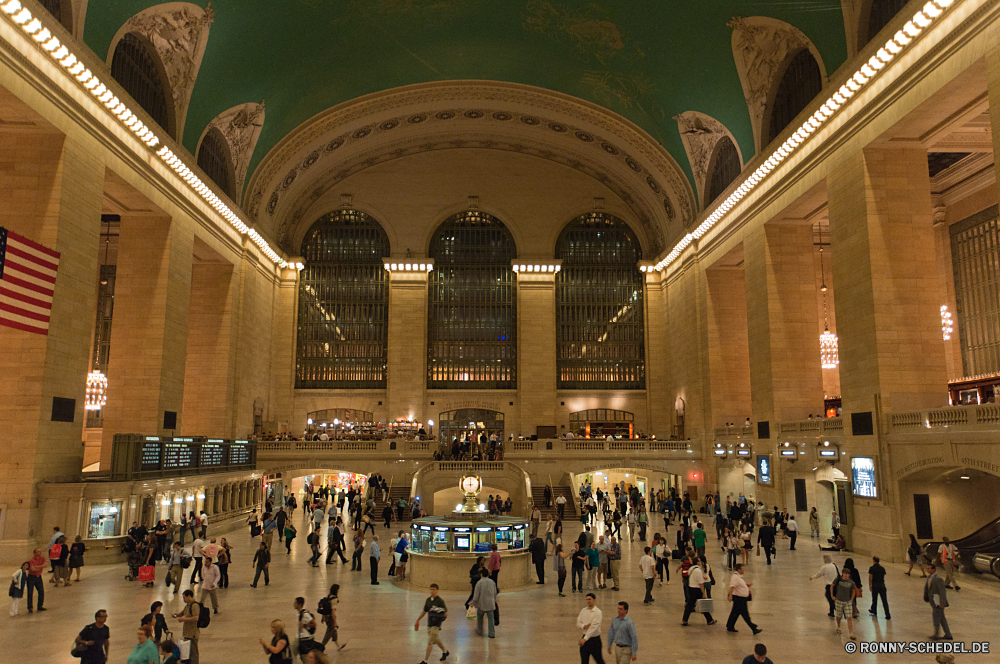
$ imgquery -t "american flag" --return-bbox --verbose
[0,227,61,335]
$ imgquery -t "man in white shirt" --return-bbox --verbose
[531,506,541,537]
[786,515,799,550]
[937,537,961,590]
[198,511,209,538]
[189,536,206,584]
[639,547,656,604]
[726,563,761,634]
[810,554,840,617]
[577,593,604,663]
[200,557,221,614]
[545,517,556,548]
[556,494,568,521]
[682,560,716,625]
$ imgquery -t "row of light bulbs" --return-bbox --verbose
[650,0,957,274]
[0,0,287,268]
[512,264,561,273]
[383,262,434,272]
[160,493,206,506]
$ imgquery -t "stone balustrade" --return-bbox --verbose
[887,404,1000,433]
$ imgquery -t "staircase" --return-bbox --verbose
[372,486,414,525]
[531,485,578,521]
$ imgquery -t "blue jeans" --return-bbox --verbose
[572,567,583,592]
[476,608,495,637]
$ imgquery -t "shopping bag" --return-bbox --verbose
[177,639,191,659]
[466,606,476,619]
[695,598,714,613]
[138,565,155,583]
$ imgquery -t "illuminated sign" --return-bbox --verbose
[714,449,727,456]
[852,457,877,499]
[736,449,750,456]
[819,450,837,458]
[780,449,796,457]
[757,455,772,485]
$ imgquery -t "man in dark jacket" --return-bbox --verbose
[757,519,777,565]
[529,534,546,584]
[275,508,287,543]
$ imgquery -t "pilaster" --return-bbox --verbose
[386,267,429,422]
[516,263,557,437]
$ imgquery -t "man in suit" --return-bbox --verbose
[529,534,547,584]
[924,563,953,640]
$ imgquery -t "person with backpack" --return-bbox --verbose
[200,558,221,615]
[75,608,110,664]
[259,619,293,664]
[318,584,347,651]
[50,535,70,586]
[414,583,449,664]
[830,567,859,640]
[173,589,204,664]
[294,596,323,659]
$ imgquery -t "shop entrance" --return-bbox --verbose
[438,408,505,444]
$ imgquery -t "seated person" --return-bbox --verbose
[820,534,846,552]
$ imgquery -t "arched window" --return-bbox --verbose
[556,212,645,389]
[707,137,741,205]
[39,0,72,32]
[864,0,910,46]
[296,210,390,389]
[428,211,517,389]
[767,49,822,145]
[197,127,233,197]
[110,33,172,135]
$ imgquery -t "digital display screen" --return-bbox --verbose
[163,443,195,470]
[140,443,161,470]
[757,455,771,485]
[200,444,224,467]
[229,444,251,465]
[852,457,877,499]
[456,537,470,549]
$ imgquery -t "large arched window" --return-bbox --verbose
[863,0,910,46]
[296,210,390,389]
[197,127,233,198]
[766,49,822,145]
[707,137,741,205]
[556,212,645,389]
[428,211,517,389]
[110,33,172,135]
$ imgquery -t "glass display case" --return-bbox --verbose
[87,501,123,539]
[410,517,528,554]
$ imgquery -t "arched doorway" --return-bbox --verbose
[569,409,634,438]
[304,408,377,439]
[438,408,505,444]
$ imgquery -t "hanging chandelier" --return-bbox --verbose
[818,224,839,369]
[85,370,107,410]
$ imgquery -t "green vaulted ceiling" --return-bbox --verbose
[83,0,848,195]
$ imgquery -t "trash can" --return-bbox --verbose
[972,553,1000,579]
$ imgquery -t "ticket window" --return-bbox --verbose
[495,527,515,550]
[454,529,472,552]
[473,527,494,553]
[511,525,526,550]
[432,528,451,551]
[413,527,432,553]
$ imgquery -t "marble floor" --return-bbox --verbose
[3,512,999,663]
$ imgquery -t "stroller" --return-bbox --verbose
[126,550,143,581]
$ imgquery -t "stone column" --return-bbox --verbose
[827,146,947,558]
[0,134,104,563]
[386,269,429,423]
[101,214,194,468]
[269,267,298,432]
[205,486,215,516]
[705,264,752,429]
[644,268,672,438]
[181,261,238,437]
[516,264,557,437]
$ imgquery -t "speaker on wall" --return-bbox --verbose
[51,397,75,422]
[851,412,874,436]
[757,421,770,439]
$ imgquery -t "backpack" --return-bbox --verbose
[317,596,332,616]
[49,543,62,559]
[197,602,211,628]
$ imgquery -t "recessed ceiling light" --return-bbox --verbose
[959,475,970,480]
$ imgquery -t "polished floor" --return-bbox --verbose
[3,511,999,663]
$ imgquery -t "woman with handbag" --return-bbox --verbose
[69,536,86,582]
[699,555,715,599]
[905,534,926,577]
[9,561,28,616]
[740,524,752,566]
[259,619,293,664]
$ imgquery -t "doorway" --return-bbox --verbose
[438,408,505,444]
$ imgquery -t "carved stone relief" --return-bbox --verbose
[110,2,215,142]
[674,111,743,208]
[203,101,265,199]
[728,16,827,154]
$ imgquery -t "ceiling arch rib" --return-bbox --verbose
[245,82,696,256]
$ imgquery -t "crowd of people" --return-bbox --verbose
[7,473,973,663]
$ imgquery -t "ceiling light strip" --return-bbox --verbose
[0,0,287,268]
[651,0,957,273]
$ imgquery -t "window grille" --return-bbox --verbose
[865,0,910,45]
[707,137,741,205]
[110,33,171,134]
[197,128,232,197]
[556,212,645,389]
[428,211,517,389]
[296,210,390,389]
[767,49,822,145]
[951,205,1000,377]
[39,0,63,24]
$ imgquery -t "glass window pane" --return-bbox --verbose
[296,210,390,389]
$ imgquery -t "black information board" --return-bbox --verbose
[163,443,196,470]
[229,444,250,465]
[200,444,224,467]
[140,443,161,470]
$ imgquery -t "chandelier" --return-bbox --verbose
[818,224,839,369]
[941,305,953,341]
[85,370,107,410]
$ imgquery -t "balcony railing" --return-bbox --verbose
[888,404,1000,432]
[256,438,695,458]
